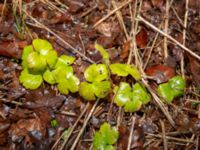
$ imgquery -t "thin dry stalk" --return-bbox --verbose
[93,0,133,28]
[127,116,136,150]
[51,103,90,150]
[137,15,200,60]
[23,9,95,64]
[164,0,170,59]
[160,120,168,150]
[146,133,195,143]
[111,0,129,39]
[69,100,99,150]
[1,0,7,17]
[181,0,189,79]
[40,0,66,14]
[142,78,175,127]
[55,0,69,10]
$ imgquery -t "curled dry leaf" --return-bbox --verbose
[136,27,148,49]
[145,64,175,83]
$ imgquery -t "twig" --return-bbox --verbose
[137,15,200,60]
[181,0,189,79]
[69,100,99,150]
[23,9,95,64]
[93,0,133,28]
[127,116,136,150]
[163,0,169,59]
[51,103,90,150]
[111,0,129,39]
[160,120,168,150]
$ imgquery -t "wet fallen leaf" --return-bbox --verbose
[136,27,148,49]
[145,65,175,83]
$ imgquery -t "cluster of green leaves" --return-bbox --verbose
[157,76,186,102]
[79,64,111,101]
[114,82,151,112]
[93,122,119,150]
[19,39,79,94]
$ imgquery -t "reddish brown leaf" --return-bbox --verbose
[120,40,130,59]
[188,56,200,85]
[151,0,164,9]
[136,27,148,49]
[145,65,175,83]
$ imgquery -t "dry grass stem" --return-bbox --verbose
[51,103,90,150]
[93,0,133,28]
[70,100,99,150]
[127,116,136,150]
[164,0,170,59]
[23,9,95,64]
[137,15,200,60]
[160,120,168,150]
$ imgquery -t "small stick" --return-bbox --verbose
[69,100,99,150]
[137,15,200,60]
[160,120,168,150]
[163,0,169,59]
[127,116,136,150]
[93,0,133,28]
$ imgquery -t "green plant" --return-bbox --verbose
[110,63,141,80]
[157,76,186,102]
[79,64,111,101]
[93,122,119,150]
[19,38,79,94]
[114,82,151,112]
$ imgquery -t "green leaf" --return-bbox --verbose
[32,38,53,55]
[93,123,118,150]
[57,80,69,95]
[132,83,150,104]
[114,82,132,106]
[43,69,56,84]
[79,82,96,101]
[157,83,174,102]
[44,50,58,69]
[55,55,75,68]
[95,43,110,65]
[51,119,58,127]
[52,66,73,83]
[168,76,186,97]
[93,81,111,98]
[84,64,108,82]
[110,63,141,80]
[124,98,142,112]
[26,52,47,73]
[19,69,43,90]
[22,45,34,60]
[67,75,80,93]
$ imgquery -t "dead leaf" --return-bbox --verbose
[146,65,175,83]
[136,27,148,49]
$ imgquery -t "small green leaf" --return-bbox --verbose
[32,38,53,55]
[95,43,110,65]
[84,64,108,82]
[114,82,132,106]
[79,82,96,101]
[19,69,43,90]
[168,76,186,97]
[93,123,119,150]
[21,45,34,61]
[157,83,174,102]
[45,50,58,69]
[52,66,73,83]
[55,55,75,68]
[67,75,80,93]
[110,63,141,80]
[43,69,56,84]
[132,83,150,104]
[124,98,142,112]
[26,52,47,73]
[57,80,69,95]
[93,81,111,98]
[51,119,58,127]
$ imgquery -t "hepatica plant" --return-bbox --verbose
[93,122,119,150]
[79,63,111,101]
[19,39,79,94]
[157,75,186,102]
[114,82,151,112]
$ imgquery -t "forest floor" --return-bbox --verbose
[0,0,200,149]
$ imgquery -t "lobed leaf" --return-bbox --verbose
[55,55,75,68]
[32,38,53,55]
[43,69,56,85]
